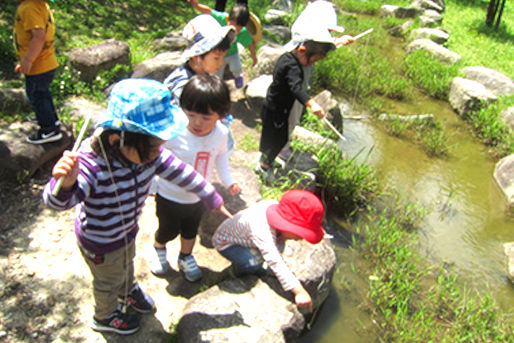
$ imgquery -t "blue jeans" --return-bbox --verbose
[219,245,262,276]
[25,68,59,133]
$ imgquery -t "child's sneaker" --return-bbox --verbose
[121,282,156,313]
[234,76,244,89]
[26,128,62,144]
[254,163,276,184]
[178,255,202,282]
[91,309,140,335]
[149,246,169,275]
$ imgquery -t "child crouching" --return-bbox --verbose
[212,189,325,312]
[43,78,228,335]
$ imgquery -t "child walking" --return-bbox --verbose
[189,0,257,89]
[257,31,336,182]
[43,78,229,335]
[14,0,61,144]
[150,74,240,281]
[212,189,325,312]
[164,14,235,106]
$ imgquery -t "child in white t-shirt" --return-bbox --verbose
[150,74,240,281]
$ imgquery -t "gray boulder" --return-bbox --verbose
[272,0,294,12]
[0,122,72,182]
[494,154,514,208]
[198,160,262,248]
[131,51,184,82]
[245,74,273,113]
[291,126,338,151]
[389,20,415,37]
[500,106,514,132]
[313,90,342,131]
[406,39,461,64]
[449,77,497,117]
[420,9,442,27]
[63,97,107,136]
[264,9,289,25]
[380,5,419,18]
[504,242,514,284]
[177,238,336,342]
[0,87,31,113]
[409,28,449,44]
[378,113,435,123]
[411,0,444,13]
[68,39,130,82]
[461,66,514,96]
[253,43,286,77]
[263,25,291,45]
[153,31,188,51]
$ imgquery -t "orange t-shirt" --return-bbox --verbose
[14,0,58,75]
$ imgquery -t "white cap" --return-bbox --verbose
[182,15,235,59]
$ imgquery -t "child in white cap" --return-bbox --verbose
[43,78,230,335]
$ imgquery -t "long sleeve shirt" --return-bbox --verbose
[212,200,301,291]
[163,62,196,107]
[43,138,222,254]
[263,52,310,126]
[156,122,235,204]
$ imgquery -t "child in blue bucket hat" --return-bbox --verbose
[43,78,230,335]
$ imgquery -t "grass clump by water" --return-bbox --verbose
[403,50,463,100]
[469,95,514,157]
[381,116,451,157]
[354,205,514,342]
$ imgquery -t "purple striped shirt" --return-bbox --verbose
[43,139,222,254]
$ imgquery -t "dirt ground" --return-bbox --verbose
[0,91,263,342]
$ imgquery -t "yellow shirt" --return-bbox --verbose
[14,0,58,75]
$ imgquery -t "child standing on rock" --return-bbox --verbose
[212,189,325,312]
[150,74,240,281]
[43,78,229,335]
[256,30,337,183]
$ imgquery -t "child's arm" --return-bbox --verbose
[291,285,313,312]
[305,98,326,119]
[335,35,356,47]
[188,0,212,14]
[248,41,258,66]
[15,28,45,74]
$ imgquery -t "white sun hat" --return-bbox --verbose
[182,15,235,59]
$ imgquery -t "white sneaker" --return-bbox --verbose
[254,163,276,183]
[178,255,202,282]
[149,246,169,275]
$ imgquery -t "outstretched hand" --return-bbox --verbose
[217,203,233,219]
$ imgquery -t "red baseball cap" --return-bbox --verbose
[266,190,324,244]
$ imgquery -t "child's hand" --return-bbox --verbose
[306,99,325,119]
[335,35,356,47]
[52,151,80,190]
[292,285,313,312]
[217,203,233,219]
[228,183,241,195]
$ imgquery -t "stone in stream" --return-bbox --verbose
[504,242,514,284]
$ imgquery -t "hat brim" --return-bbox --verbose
[246,12,262,44]
[97,105,188,141]
[266,204,324,244]
[182,26,235,59]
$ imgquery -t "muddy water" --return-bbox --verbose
[299,94,514,342]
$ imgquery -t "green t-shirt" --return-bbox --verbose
[211,9,253,57]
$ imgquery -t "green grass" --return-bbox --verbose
[403,50,464,100]
[238,132,260,151]
[443,0,514,78]
[354,205,514,342]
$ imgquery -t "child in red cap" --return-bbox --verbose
[212,189,325,312]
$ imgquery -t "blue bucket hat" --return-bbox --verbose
[97,78,187,141]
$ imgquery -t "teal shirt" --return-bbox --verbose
[211,9,253,57]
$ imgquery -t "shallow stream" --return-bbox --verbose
[299,81,513,343]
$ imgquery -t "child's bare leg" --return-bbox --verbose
[180,237,196,255]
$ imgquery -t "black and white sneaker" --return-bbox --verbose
[91,309,140,335]
[121,283,156,313]
[26,129,62,144]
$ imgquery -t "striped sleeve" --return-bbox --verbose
[156,150,222,210]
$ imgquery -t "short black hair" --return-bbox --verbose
[180,74,231,117]
[229,4,250,26]
[301,40,336,60]
[91,129,159,164]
